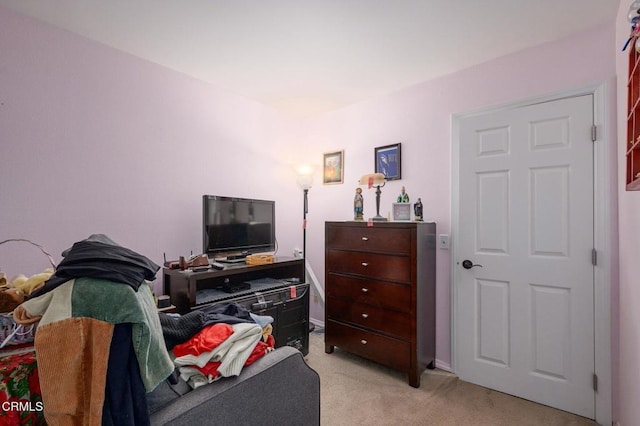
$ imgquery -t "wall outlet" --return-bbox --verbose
[293,248,303,258]
[439,234,450,250]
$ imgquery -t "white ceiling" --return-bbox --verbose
[0,0,620,117]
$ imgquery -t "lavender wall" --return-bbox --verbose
[0,7,305,291]
[301,24,616,372]
[615,2,640,424]
[0,6,624,417]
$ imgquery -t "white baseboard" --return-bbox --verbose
[435,360,452,372]
[310,318,325,329]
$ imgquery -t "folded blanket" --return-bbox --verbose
[174,322,262,376]
[178,338,274,388]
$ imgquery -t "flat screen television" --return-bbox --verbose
[203,195,276,259]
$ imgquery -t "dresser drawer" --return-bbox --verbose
[326,225,411,254]
[327,297,411,340]
[325,273,410,313]
[326,320,411,372]
[326,250,411,282]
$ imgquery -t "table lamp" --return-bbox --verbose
[359,173,387,221]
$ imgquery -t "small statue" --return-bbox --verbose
[414,198,423,221]
[397,186,409,203]
[354,187,364,221]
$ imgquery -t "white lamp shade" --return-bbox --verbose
[359,173,386,188]
[297,174,313,190]
[296,164,315,190]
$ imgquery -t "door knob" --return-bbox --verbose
[462,260,483,269]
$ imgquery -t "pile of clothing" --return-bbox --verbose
[159,302,275,389]
[13,234,173,426]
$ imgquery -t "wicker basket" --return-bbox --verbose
[0,239,56,348]
[0,314,36,348]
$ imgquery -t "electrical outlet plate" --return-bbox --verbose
[439,234,450,250]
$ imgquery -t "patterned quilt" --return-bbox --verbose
[0,348,45,425]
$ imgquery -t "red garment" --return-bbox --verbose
[197,360,221,379]
[172,323,233,358]
[244,337,275,366]
[194,334,275,380]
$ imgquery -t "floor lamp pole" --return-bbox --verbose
[303,188,308,261]
[302,187,314,332]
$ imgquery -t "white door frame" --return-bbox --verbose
[451,82,612,425]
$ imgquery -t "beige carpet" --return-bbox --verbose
[304,329,597,426]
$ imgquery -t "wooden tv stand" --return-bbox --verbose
[163,256,304,313]
[162,257,310,355]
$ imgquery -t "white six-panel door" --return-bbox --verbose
[455,94,595,418]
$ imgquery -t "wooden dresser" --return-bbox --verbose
[324,221,436,387]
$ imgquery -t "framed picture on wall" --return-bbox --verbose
[323,150,344,185]
[375,143,401,180]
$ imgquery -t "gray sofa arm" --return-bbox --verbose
[150,346,320,426]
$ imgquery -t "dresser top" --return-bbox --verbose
[325,220,435,228]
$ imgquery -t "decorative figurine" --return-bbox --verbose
[414,198,423,221]
[397,186,410,203]
[354,187,364,221]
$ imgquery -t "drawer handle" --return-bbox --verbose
[361,288,369,293]
[361,313,369,319]
[361,262,368,267]
[361,236,369,241]
[360,339,368,345]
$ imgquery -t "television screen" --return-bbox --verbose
[203,195,275,258]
